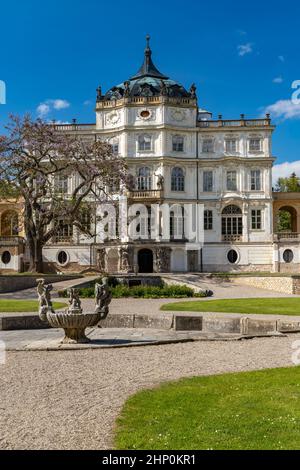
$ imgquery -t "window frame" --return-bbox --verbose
[204,209,213,230]
[226,170,237,191]
[203,171,213,192]
[172,135,184,152]
[171,167,185,192]
[138,134,152,152]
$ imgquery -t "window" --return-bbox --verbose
[171,167,185,192]
[55,175,68,194]
[137,167,152,190]
[170,206,184,239]
[1,251,11,265]
[249,138,262,152]
[56,220,73,242]
[0,211,19,236]
[226,171,237,191]
[202,139,214,153]
[57,250,68,266]
[109,137,119,155]
[251,209,262,230]
[227,249,238,264]
[283,249,293,263]
[222,205,242,236]
[250,170,261,191]
[203,171,213,192]
[172,135,184,152]
[138,134,152,151]
[80,210,92,232]
[225,139,237,153]
[204,210,213,230]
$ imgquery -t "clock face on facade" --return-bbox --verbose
[171,109,186,122]
[107,111,120,125]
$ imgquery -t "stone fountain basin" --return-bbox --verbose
[46,311,103,344]
[46,311,102,329]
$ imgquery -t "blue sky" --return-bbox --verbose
[0,0,299,179]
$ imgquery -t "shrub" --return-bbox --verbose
[58,283,206,299]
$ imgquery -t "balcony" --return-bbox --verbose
[274,232,300,241]
[127,190,164,201]
[0,236,25,246]
[198,117,272,129]
[51,236,74,245]
[222,234,243,242]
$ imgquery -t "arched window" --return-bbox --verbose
[171,167,185,192]
[222,205,242,237]
[172,135,184,152]
[137,167,152,190]
[138,134,152,152]
[1,211,19,236]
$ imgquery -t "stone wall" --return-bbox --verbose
[233,275,294,294]
[0,274,82,293]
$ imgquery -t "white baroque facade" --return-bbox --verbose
[42,37,277,274]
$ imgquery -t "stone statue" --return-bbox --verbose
[125,173,135,191]
[160,80,168,96]
[120,247,132,273]
[190,83,197,99]
[97,248,106,273]
[157,174,164,190]
[37,279,55,322]
[68,288,82,313]
[95,277,112,320]
[124,81,130,97]
[156,247,171,273]
[96,86,102,101]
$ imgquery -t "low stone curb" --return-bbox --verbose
[1,312,300,336]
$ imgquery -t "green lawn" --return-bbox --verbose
[161,297,300,316]
[115,367,300,450]
[0,299,66,313]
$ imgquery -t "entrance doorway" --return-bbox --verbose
[138,249,153,273]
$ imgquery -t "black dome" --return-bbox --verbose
[103,36,194,101]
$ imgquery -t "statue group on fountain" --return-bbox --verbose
[95,277,112,320]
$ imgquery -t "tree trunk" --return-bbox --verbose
[29,239,44,273]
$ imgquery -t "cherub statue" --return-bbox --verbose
[68,288,82,313]
[37,279,55,322]
[95,277,112,320]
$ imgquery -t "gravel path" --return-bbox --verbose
[1,333,300,450]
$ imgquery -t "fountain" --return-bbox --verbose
[37,278,112,344]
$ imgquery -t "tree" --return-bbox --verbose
[0,115,126,273]
[275,172,300,192]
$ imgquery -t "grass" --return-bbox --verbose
[161,297,300,316]
[115,367,300,450]
[0,299,66,313]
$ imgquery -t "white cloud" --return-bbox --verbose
[278,55,285,62]
[273,161,300,184]
[273,76,283,84]
[36,99,70,117]
[263,99,300,121]
[37,103,50,117]
[83,100,92,106]
[52,99,70,110]
[237,29,247,36]
[237,43,253,56]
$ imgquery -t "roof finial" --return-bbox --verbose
[146,34,150,49]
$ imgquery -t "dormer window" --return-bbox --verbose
[225,139,237,153]
[138,134,152,152]
[172,135,184,152]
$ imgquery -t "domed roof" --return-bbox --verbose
[102,36,195,101]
